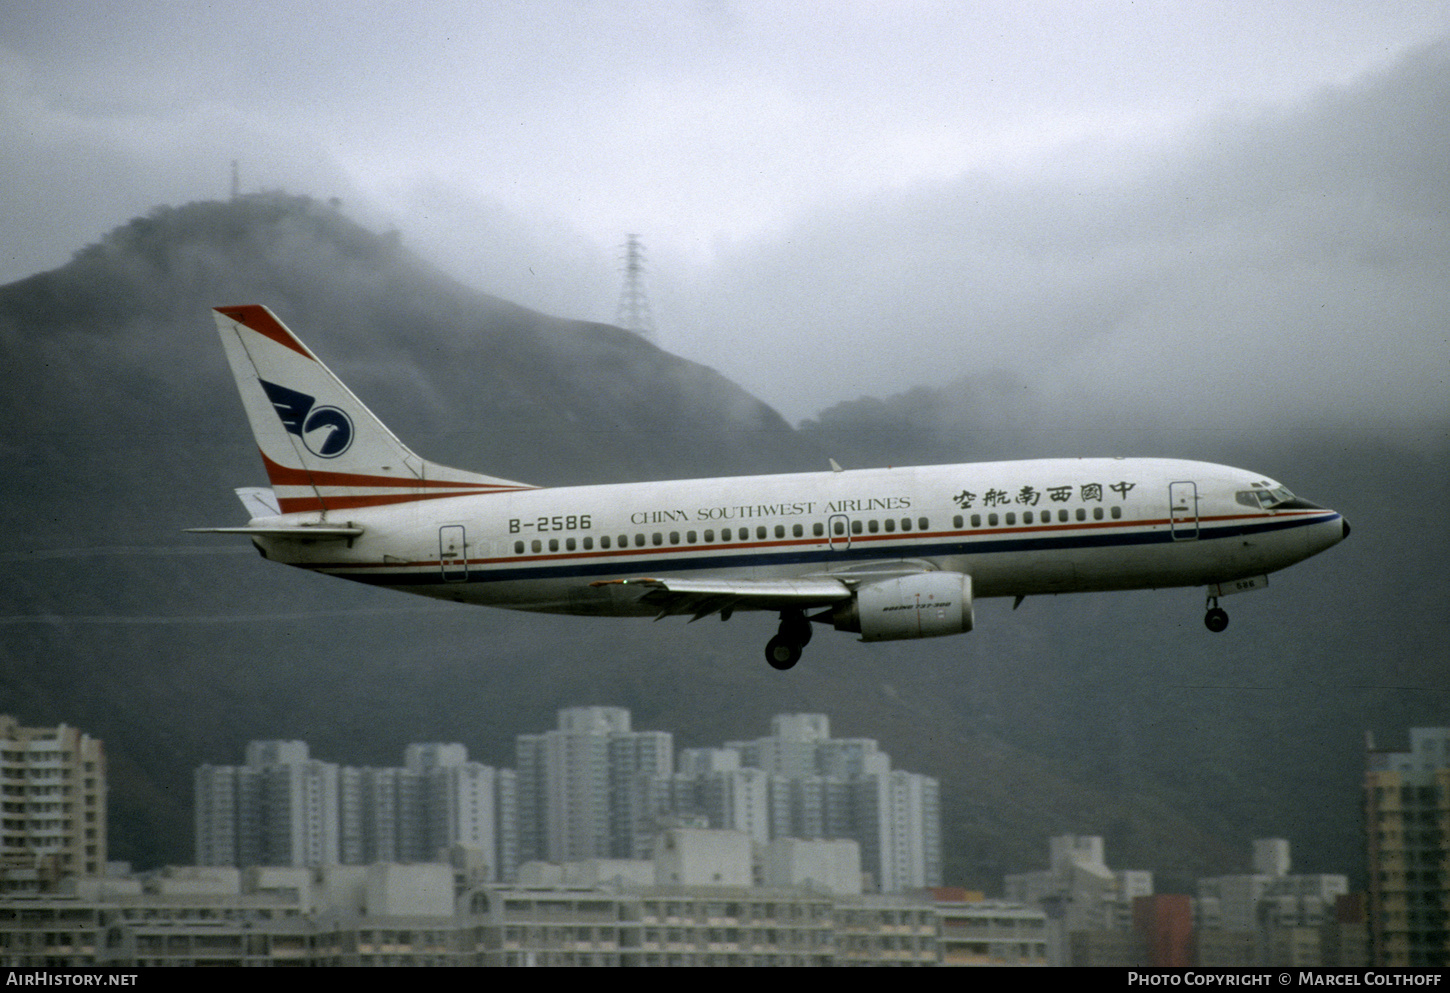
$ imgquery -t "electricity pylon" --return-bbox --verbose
[615,234,656,338]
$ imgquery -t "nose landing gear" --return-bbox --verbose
[1204,596,1229,633]
[765,610,813,670]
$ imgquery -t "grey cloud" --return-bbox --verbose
[678,39,1450,440]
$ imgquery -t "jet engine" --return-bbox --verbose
[832,572,974,641]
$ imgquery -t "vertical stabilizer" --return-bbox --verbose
[213,305,533,515]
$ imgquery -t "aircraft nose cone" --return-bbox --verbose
[1342,517,1351,540]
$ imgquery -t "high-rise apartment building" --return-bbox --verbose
[196,741,516,879]
[0,716,107,891]
[516,707,672,862]
[1365,727,1450,967]
[720,714,942,893]
[196,741,339,868]
[407,742,518,880]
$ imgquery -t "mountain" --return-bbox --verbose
[2,194,1444,888]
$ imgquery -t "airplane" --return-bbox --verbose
[190,305,1350,670]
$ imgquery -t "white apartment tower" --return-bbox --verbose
[516,707,673,862]
[406,743,518,880]
[0,716,107,890]
[719,714,942,893]
[196,741,339,868]
[196,741,516,879]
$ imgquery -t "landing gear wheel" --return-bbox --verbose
[779,611,812,648]
[1205,607,1229,633]
[765,635,802,671]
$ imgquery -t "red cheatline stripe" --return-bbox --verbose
[260,452,531,491]
[215,305,313,359]
[276,489,520,513]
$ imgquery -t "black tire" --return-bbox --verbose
[1205,607,1229,633]
[779,614,813,647]
[765,635,802,670]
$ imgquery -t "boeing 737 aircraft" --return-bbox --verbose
[191,305,1349,670]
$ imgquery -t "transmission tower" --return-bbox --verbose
[614,234,656,338]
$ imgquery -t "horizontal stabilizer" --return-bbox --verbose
[185,525,363,541]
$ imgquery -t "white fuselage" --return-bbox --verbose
[251,457,1347,617]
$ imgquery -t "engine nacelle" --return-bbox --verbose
[832,572,974,642]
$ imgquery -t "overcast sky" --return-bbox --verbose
[2,1,1447,434]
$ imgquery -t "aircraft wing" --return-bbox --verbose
[591,576,853,622]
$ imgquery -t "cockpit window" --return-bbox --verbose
[1236,486,1298,510]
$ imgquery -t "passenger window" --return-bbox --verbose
[600,535,611,549]
[793,524,803,538]
[1111,506,1122,520]
[634,534,646,547]
[971,514,981,528]
[774,525,785,539]
[653,533,663,546]
[884,518,896,532]
[850,520,863,535]
[531,539,542,553]
[901,518,912,531]
[832,520,845,536]
[687,531,697,543]
[918,517,928,530]
[1093,507,1104,521]
[548,539,559,552]
[988,513,999,527]
[1075,508,1086,522]
[813,523,824,537]
[669,532,680,544]
[1005,512,1016,526]
[868,519,879,533]
[514,540,524,554]
[1059,510,1069,523]
[583,537,593,550]
[952,516,962,529]
[756,526,767,540]
[566,537,576,551]
[704,529,714,542]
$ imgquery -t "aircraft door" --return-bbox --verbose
[439,525,469,581]
[827,514,852,551]
[1169,482,1199,540]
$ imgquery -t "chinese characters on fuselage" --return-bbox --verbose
[952,481,1136,510]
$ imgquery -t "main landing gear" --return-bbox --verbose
[1204,596,1229,633]
[765,610,813,670]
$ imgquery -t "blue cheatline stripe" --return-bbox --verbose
[317,512,1339,588]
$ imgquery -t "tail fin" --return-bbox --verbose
[213,305,533,515]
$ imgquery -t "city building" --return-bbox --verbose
[718,714,942,892]
[515,707,672,863]
[1005,835,1365,967]
[0,830,1031,967]
[0,716,106,893]
[1365,727,1450,967]
[1004,835,1152,965]
[195,741,516,879]
[933,893,1048,966]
